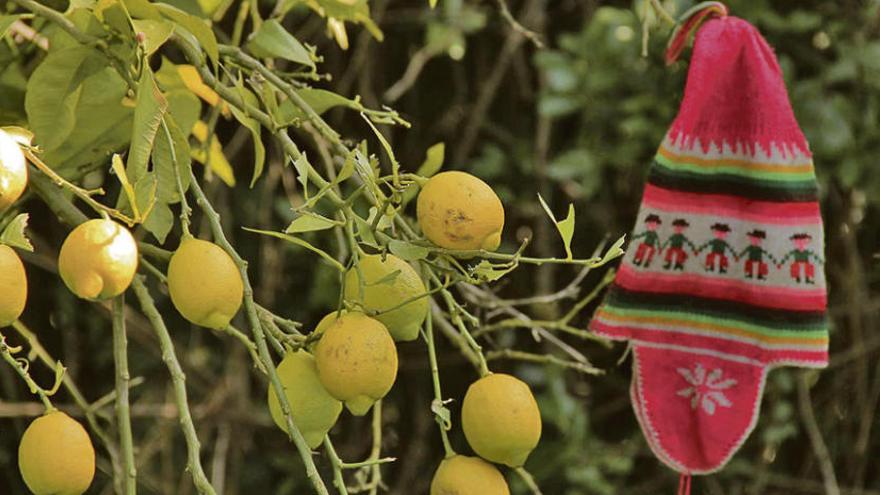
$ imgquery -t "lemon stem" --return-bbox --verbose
[161,117,192,238]
[425,310,456,458]
[111,295,138,494]
[514,466,544,495]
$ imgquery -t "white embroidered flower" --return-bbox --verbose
[676,364,737,415]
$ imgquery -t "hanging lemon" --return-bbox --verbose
[58,219,138,300]
[18,411,95,495]
[167,238,243,329]
[416,171,504,251]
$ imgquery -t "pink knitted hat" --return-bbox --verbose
[590,8,827,483]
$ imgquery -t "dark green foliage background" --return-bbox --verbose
[1,0,878,494]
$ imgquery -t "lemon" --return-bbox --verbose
[314,312,398,416]
[167,238,243,329]
[267,350,343,448]
[343,254,428,342]
[58,219,138,300]
[18,411,95,495]
[430,455,510,495]
[462,373,542,467]
[0,245,27,327]
[416,171,504,251]
[0,128,27,213]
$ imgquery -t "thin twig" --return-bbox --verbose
[797,372,840,495]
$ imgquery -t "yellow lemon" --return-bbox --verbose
[462,373,541,467]
[343,254,428,342]
[0,245,27,327]
[58,219,138,300]
[19,411,95,495]
[314,312,398,416]
[167,238,243,329]
[416,171,504,251]
[430,455,510,495]
[267,350,343,448]
[0,128,27,213]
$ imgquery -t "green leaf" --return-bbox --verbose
[285,212,339,234]
[291,154,310,199]
[246,19,314,68]
[537,193,575,260]
[416,142,445,177]
[152,116,191,203]
[430,399,451,430]
[0,15,23,38]
[243,227,345,272]
[354,215,378,248]
[277,88,353,123]
[142,200,174,243]
[403,142,445,204]
[472,259,518,282]
[0,214,33,252]
[228,79,266,187]
[362,114,400,185]
[156,3,218,67]
[24,46,107,151]
[127,66,168,183]
[132,19,174,55]
[599,234,626,266]
[388,240,429,261]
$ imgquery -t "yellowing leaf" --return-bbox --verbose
[191,121,235,186]
[537,193,576,260]
[112,153,143,221]
[327,18,349,50]
[177,65,230,117]
[0,214,34,252]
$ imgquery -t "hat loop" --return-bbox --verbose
[665,1,728,65]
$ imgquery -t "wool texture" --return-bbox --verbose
[590,15,828,475]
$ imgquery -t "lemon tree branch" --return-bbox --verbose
[0,332,54,411]
[130,278,217,495]
[187,171,331,495]
[112,295,137,494]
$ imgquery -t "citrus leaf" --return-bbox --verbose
[537,193,576,260]
[132,19,174,55]
[142,200,174,243]
[416,142,445,177]
[152,116,191,203]
[246,19,314,68]
[112,153,142,220]
[176,64,228,116]
[388,240,429,261]
[285,212,340,234]
[599,234,626,265]
[291,154,310,198]
[472,259,518,283]
[127,66,168,183]
[156,3,218,67]
[228,79,266,188]
[354,216,378,248]
[362,114,399,185]
[430,399,452,430]
[24,46,107,151]
[0,214,33,252]
[243,227,345,272]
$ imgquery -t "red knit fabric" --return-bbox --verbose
[668,17,810,158]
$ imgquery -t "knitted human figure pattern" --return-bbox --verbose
[590,15,828,475]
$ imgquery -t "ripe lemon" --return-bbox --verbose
[18,411,95,495]
[416,171,504,251]
[58,219,138,300]
[267,350,343,448]
[314,312,398,416]
[0,128,27,213]
[430,455,510,495]
[167,238,243,329]
[462,373,542,467]
[0,245,27,327]
[343,254,428,342]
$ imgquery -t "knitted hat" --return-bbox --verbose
[591,8,827,478]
